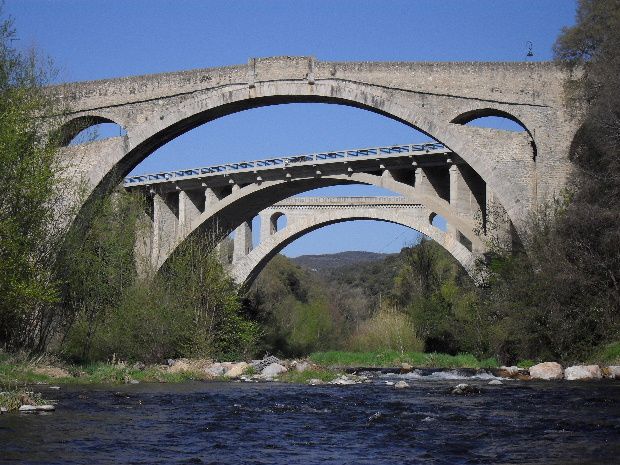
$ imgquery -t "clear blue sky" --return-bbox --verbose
[7,0,576,257]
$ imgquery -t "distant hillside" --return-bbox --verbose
[290,251,393,272]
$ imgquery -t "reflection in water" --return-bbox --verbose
[1,378,619,464]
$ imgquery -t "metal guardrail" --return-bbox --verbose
[124,142,447,187]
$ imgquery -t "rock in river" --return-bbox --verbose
[529,362,563,380]
[394,381,409,389]
[564,365,602,381]
[451,383,481,395]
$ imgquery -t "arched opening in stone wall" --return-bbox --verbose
[451,108,537,160]
[59,115,127,146]
[430,212,447,232]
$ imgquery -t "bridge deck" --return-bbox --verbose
[124,142,449,187]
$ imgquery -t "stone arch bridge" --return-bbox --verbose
[48,56,581,280]
[232,196,476,286]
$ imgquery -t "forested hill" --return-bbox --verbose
[290,251,392,272]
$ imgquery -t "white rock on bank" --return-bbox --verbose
[394,381,409,389]
[224,362,249,378]
[205,363,226,377]
[529,362,563,380]
[605,366,620,379]
[18,405,37,413]
[261,363,287,377]
[564,365,602,381]
[35,405,55,412]
[0,407,7,414]
[330,375,357,385]
[293,361,311,373]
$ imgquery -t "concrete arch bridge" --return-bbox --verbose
[51,56,581,257]
[123,141,491,283]
[231,196,477,287]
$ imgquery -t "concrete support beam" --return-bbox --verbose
[152,192,179,267]
[232,220,253,263]
[178,190,202,234]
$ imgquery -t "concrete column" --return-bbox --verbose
[449,164,483,222]
[232,220,252,263]
[178,190,201,235]
[414,167,436,196]
[152,192,178,267]
[204,187,220,210]
[259,212,272,244]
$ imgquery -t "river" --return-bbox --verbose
[1,371,619,464]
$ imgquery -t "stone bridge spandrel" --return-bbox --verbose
[230,197,479,287]
[52,57,581,244]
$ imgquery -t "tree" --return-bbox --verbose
[0,13,67,352]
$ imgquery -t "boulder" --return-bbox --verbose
[35,405,55,412]
[564,365,602,381]
[18,405,37,413]
[252,355,282,372]
[394,380,409,389]
[205,363,226,377]
[603,366,620,379]
[307,378,324,385]
[450,383,481,395]
[529,362,563,380]
[497,366,519,378]
[293,361,311,373]
[400,363,413,373]
[0,407,7,414]
[224,362,249,378]
[488,379,503,385]
[167,359,190,373]
[330,375,357,385]
[261,363,287,377]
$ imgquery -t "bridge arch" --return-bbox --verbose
[450,107,537,160]
[57,114,127,146]
[61,76,535,244]
[152,171,485,272]
[232,208,477,287]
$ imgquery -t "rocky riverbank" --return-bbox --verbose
[1,355,619,413]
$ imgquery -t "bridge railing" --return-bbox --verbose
[124,142,447,186]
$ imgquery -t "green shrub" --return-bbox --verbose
[347,308,423,353]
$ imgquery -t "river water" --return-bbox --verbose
[1,371,619,464]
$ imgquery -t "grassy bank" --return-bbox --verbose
[0,388,51,412]
[309,351,499,369]
[0,358,209,386]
